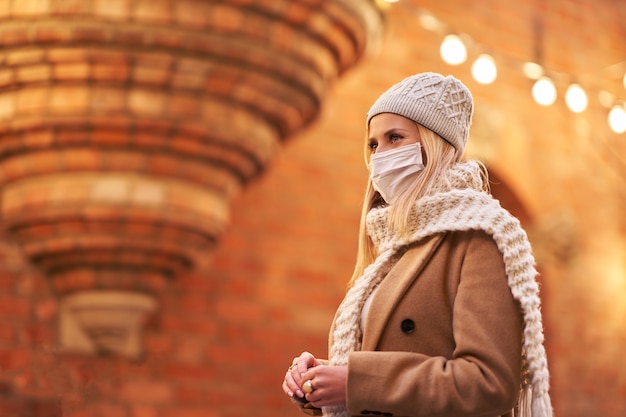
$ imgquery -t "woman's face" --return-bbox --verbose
[368,113,422,155]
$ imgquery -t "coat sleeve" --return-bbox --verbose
[346,232,523,417]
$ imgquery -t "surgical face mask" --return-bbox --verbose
[369,142,425,204]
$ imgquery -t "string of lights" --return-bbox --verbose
[379,0,626,134]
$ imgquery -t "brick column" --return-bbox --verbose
[0,0,383,357]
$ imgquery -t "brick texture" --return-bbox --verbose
[0,0,385,415]
[0,0,383,290]
[0,0,625,417]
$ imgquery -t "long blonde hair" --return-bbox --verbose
[348,123,486,288]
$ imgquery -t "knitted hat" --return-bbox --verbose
[366,72,473,155]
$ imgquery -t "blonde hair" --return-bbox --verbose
[348,123,488,288]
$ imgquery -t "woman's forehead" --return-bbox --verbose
[369,113,418,133]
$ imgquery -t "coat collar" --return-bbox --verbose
[361,233,445,351]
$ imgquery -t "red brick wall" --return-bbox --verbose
[1,1,626,417]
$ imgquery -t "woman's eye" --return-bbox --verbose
[389,134,402,142]
[368,141,378,150]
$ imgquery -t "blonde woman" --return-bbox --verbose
[282,73,553,417]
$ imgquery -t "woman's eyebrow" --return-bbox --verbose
[368,127,411,141]
[384,127,410,134]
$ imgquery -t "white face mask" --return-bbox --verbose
[369,142,425,204]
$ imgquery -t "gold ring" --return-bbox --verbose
[303,380,313,394]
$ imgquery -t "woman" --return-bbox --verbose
[282,72,553,417]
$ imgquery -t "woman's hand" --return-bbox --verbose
[283,352,323,400]
[301,364,347,408]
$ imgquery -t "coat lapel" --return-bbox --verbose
[361,233,445,351]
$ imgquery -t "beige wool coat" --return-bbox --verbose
[340,230,523,417]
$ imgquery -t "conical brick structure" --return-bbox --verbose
[0,0,384,356]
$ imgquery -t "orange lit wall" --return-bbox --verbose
[1,1,625,417]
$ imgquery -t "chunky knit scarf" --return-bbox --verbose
[323,162,552,417]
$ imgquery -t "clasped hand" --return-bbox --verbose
[282,351,348,408]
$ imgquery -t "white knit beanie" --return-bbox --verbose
[366,72,473,155]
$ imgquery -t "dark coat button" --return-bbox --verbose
[401,319,415,334]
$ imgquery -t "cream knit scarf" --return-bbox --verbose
[323,162,553,417]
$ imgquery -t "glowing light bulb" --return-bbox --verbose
[374,0,398,10]
[440,35,467,66]
[608,105,626,134]
[598,90,615,109]
[565,83,588,113]
[419,13,441,32]
[471,54,497,84]
[532,77,557,106]
[522,62,543,80]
